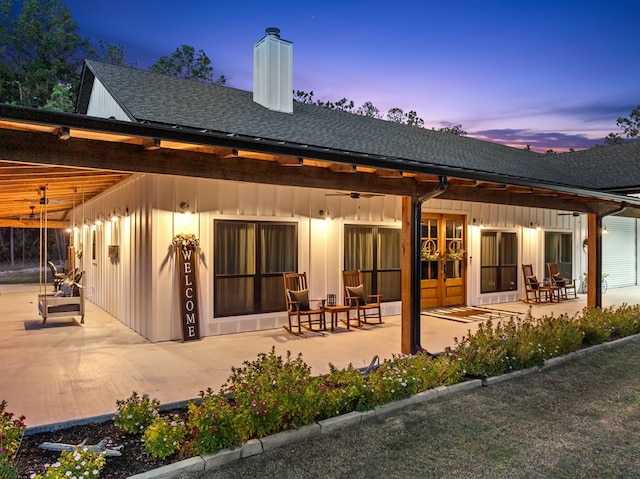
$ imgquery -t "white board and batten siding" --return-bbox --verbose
[602,216,638,288]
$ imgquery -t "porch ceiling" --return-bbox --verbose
[1,106,640,228]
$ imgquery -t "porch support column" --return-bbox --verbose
[586,213,602,309]
[401,177,447,354]
[587,202,628,308]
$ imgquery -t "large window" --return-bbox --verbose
[545,232,572,280]
[480,231,517,293]
[344,225,401,301]
[214,221,297,317]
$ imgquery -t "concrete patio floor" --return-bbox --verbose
[1,283,638,429]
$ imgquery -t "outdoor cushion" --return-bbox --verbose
[55,279,75,298]
[553,273,566,287]
[527,275,539,290]
[346,284,367,305]
[288,289,310,311]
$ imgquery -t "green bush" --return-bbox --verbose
[225,347,322,441]
[143,414,187,459]
[122,304,640,457]
[31,446,106,479]
[187,388,240,455]
[315,363,374,419]
[113,392,160,435]
[0,400,26,477]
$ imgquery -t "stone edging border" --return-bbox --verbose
[126,333,640,479]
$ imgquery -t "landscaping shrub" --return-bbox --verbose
[224,347,322,441]
[0,400,26,479]
[187,388,240,455]
[577,307,616,346]
[31,446,106,479]
[114,392,160,435]
[110,304,640,458]
[315,363,374,419]
[142,414,187,459]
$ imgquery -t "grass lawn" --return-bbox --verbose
[192,338,640,479]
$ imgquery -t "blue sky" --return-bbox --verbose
[63,0,640,152]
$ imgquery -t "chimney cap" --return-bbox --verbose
[265,27,280,37]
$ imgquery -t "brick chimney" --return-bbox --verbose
[253,28,293,113]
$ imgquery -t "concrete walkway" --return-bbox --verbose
[1,283,638,429]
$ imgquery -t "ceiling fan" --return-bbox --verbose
[557,211,580,217]
[325,192,384,199]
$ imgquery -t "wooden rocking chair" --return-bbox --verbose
[547,263,577,299]
[342,270,382,324]
[283,272,326,334]
[522,264,554,303]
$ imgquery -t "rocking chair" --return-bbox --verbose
[522,264,555,303]
[342,270,382,324]
[283,272,326,334]
[547,263,577,299]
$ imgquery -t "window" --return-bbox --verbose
[480,231,517,293]
[545,232,572,280]
[214,221,297,316]
[344,225,401,301]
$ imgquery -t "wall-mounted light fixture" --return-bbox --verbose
[602,226,609,234]
[472,218,486,229]
[111,206,129,222]
[94,215,103,226]
[530,222,541,231]
[319,209,331,220]
[179,200,192,214]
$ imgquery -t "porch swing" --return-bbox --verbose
[37,186,85,324]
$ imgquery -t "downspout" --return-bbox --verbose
[593,201,628,308]
[410,176,448,354]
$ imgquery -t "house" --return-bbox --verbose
[0,28,639,353]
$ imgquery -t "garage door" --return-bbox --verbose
[602,216,637,288]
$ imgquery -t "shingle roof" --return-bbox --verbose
[80,60,640,194]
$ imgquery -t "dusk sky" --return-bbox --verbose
[63,0,640,153]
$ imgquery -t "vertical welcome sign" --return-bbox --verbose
[174,234,200,341]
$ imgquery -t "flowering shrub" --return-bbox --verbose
[113,392,159,435]
[0,400,26,478]
[187,388,240,455]
[123,305,640,456]
[143,414,187,459]
[233,348,319,437]
[225,347,322,441]
[315,364,374,419]
[31,446,105,479]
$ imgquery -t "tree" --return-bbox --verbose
[438,124,467,136]
[0,0,89,107]
[603,105,640,145]
[90,39,135,67]
[616,105,640,138]
[355,101,381,119]
[604,132,624,146]
[150,45,226,85]
[43,82,73,111]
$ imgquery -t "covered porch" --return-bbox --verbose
[2,282,637,429]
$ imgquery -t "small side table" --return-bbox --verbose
[324,305,358,331]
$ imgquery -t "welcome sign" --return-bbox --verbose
[174,234,200,341]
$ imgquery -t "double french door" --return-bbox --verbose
[420,214,466,308]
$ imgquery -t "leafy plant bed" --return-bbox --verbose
[16,413,188,479]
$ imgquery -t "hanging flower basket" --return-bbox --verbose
[172,233,199,250]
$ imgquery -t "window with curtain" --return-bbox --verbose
[545,232,572,280]
[344,225,401,301]
[214,221,297,316]
[480,231,517,293]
